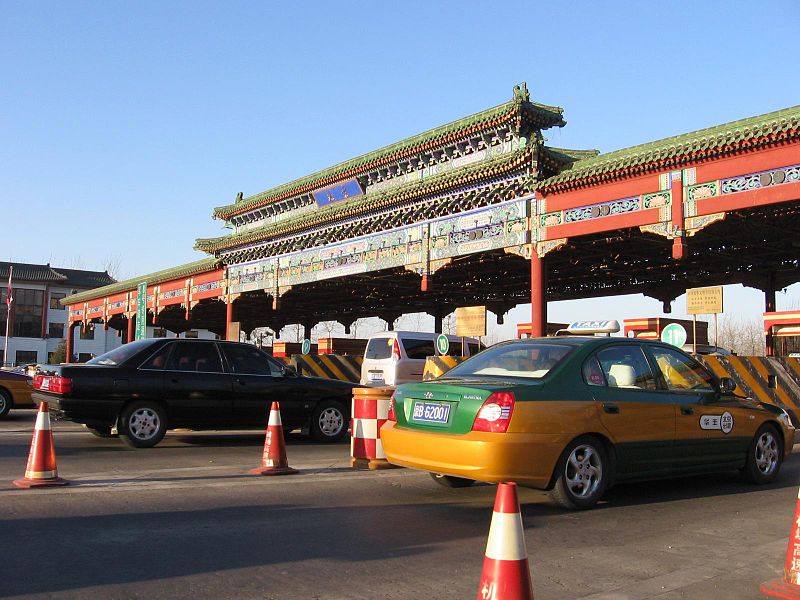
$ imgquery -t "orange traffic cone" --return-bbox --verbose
[249,401,298,476]
[13,402,68,488]
[761,486,800,598]
[477,482,534,600]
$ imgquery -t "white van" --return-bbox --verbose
[360,331,482,386]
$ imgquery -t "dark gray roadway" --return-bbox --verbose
[1,409,798,599]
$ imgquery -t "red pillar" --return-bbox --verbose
[126,315,134,344]
[530,249,545,337]
[671,173,687,260]
[65,322,76,364]
[225,301,233,341]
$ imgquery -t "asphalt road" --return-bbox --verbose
[1,409,799,599]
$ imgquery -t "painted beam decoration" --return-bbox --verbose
[227,197,530,294]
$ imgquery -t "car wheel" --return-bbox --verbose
[84,424,116,438]
[309,399,348,442]
[118,401,167,448]
[0,389,11,418]
[430,473,476,488]
[549,435,609,510]
[742,424,783,484]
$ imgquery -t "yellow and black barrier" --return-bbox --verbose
[290,354,363,383]
[422,356,469,381]
[698,356,800,419]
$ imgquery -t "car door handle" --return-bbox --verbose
[681,406,694,415]
[236,378,246,386]
[602,403,620,414]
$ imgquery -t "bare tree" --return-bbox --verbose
[395,312,431,332]
[102,254,124,279]
[716,315,765,356]
[314,320,342,341]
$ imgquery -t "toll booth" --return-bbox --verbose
[764,311,800,357]
[623,318,709,345]
[273,342,318,357]
[317,338,368,355]
[516,322,569,338]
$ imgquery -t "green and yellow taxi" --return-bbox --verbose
[381,335,795,509]
[0,369,35,418]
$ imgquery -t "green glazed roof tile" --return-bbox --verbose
[64,257,220,305]
[539,105,800,190]
[197,146,533,253]
[214,93,564,219]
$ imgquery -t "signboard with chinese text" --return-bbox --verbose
[455,306,487,337]
[686,286,723,315]
[135,282,147,340]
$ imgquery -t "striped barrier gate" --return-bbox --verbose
[422,356,469,381]
[291,354,363,383]
[698,355,800,423]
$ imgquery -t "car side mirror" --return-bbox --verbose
[718,377,737,395]
[282,364,298,378]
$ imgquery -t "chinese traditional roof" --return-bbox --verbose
[539,105,800,192]
[212,85,565,220]
[64,257,219,305]
[196,145,534,254]
[0,262,116,289]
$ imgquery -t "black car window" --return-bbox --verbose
[140,344,173,370]
[649,346,715,392]
[402,339,436,359]
[166,342,223,373]
[221,344,283,376]
[87,339,159,366]
[594,346,656,390]
[582,356,606,386]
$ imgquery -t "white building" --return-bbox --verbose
[0,262,121,366]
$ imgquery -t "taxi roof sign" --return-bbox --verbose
[559,320,621,335]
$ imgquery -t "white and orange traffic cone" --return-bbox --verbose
[477,482,534,600]
[761,486,800,598]
[13,402,68,488]
[250,401,298,476]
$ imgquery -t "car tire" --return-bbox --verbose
[742,424,783,484]
[309,399,348,442]
[0,389,11,418]
[84,424,117,438]
[549,435,609,510]
[118,401,167,448]
[430,473,476,488]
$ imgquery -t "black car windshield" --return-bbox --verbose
[87,340,159,366]
[445,342,573,380]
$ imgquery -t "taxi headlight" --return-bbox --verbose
[777,411,793,428]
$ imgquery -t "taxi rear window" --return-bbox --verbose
[446,342,572,379]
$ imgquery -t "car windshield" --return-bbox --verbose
[444,342,573,379]
[87,340,158,366]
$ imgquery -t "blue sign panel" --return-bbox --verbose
[313,179,363,207]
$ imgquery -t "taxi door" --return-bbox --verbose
[646,345,753,472]
[586,345,676,479]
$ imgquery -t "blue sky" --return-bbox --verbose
[2,1,799,338]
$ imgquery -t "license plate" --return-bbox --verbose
[369,372,384,382]
[40,378,50,390]
[411,401,451,424]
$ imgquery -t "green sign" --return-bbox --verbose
[436,334,450,355]
[135,281,147,340]
[301,339,311,355]
[660,323,687,348]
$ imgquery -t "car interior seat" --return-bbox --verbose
[607,363,639,388]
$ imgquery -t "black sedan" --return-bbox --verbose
[32,339,357,448]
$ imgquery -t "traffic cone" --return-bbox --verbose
[761,486,800,598]
[249,401,298,476]
[13,402,68,488]
[477,482,534,600]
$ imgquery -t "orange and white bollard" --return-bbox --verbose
[477,482,534,600]
[13,402,68,488]
[250,401,298,476]
[351,387,397,470]
[761,486,800,598]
